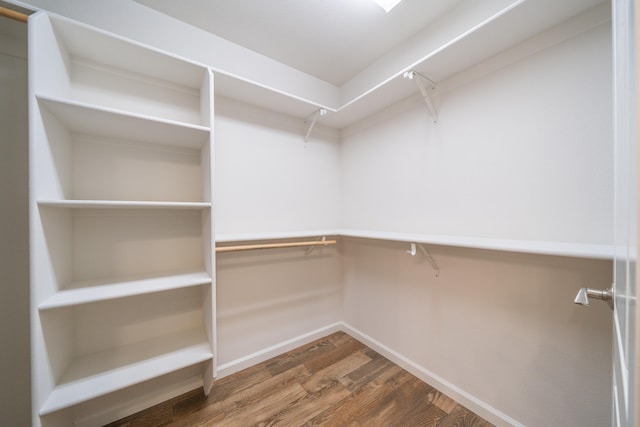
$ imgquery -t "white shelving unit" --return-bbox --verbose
[28,12,216,425]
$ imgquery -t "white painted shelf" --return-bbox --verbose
[216,229,614,260]
[38,271,212,310]
[39,329,212,415]
[36,96,211,203]
[339,229,614,260]
[38,200,211,210]
[30,13,216,423]
[48,12,208,96]
[37,95,210,149]
[211,3,610,130]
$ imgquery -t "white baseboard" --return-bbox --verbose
[215,322,343,379]
[339,322,523,427]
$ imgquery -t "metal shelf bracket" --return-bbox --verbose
[403,70,438,123]
[304,108,327,142]
[407,242,440,277]
[305,235,329,258]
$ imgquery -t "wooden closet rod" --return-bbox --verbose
[0,7,28,23]
[216,239,337,253]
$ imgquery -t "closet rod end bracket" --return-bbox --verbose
[403,70,438,123]
[407,242,440,278]
[304,235,329,258]
[303,108,327,142]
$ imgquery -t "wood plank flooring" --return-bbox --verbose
[107,332,493,427]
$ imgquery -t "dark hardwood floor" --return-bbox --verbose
[107,332,493,426]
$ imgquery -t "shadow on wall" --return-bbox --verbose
[0,14,31,426]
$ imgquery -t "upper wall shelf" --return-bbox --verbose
[23,1,609,130]
[214,1,610,129]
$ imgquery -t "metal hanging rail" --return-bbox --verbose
[0,7,29,23]
[216,238,337,253]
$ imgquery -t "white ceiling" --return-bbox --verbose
[134,0,464,86]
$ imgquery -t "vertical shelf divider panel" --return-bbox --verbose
[29,12,216,425]
[201,67,216,390]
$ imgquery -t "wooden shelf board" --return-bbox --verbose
[37,95,210,149]
[39,329,212,415]
[38,200,211,210]
[215,230,339,243]
[39,271,212,310]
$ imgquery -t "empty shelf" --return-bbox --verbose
[39,271,212,310]
[38,200,211,210]
[37,95,209,149]
[39,329,212,415]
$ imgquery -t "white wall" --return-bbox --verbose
[214,97,343,374]
[340,23,614,426]
[0,15,30,426]
[214,96,341,236]
[341,23,613,245]
[342,238,612,426]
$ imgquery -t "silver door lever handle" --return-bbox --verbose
[574,287,613,310]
